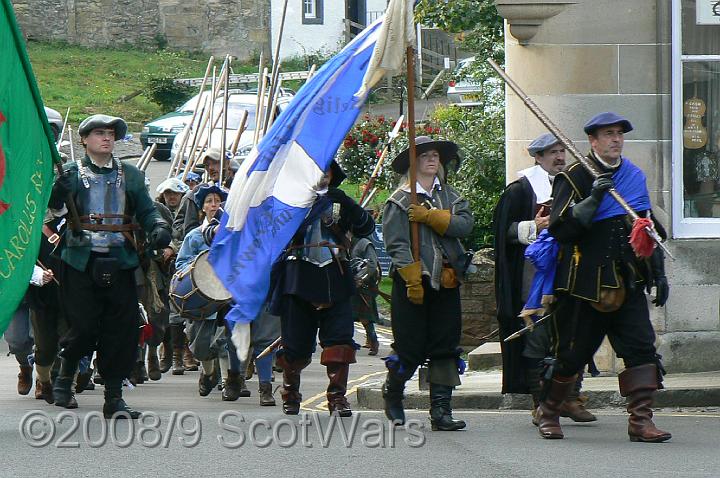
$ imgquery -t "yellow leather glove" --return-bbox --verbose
[408,204,451,235]
[397,261,424,305]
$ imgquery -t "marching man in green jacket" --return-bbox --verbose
[48,114,171,418]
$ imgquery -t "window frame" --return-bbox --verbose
[671,0,720,237]
[302,0,324,25]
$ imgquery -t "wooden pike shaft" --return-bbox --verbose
[359,114,404,205]
[220,56,231,186]
[182,104,226,180]
[263,78,282,135]
[168,56,214,179]
[254,67,269,145]
[256,336,281,360]
[406,47,419,261]
[487,59,673,259]
[230,110,249,156]
[57,107,70,149]
[263,0,289,133]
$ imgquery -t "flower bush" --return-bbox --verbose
[337,113,443,192]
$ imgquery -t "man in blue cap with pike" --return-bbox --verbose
[535,112,671,443]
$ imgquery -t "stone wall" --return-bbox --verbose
[11,0,271,62]
[459,249,497,347]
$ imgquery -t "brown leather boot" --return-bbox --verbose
[321,345,356,417]
[172,348,185,375]
[619,364,671,443]
[536,374,577,439]
[259,382,276,406]
[147,347,162,381]
[276,353,310,415]
[183,345,199,371]
[559,374,597,422]
[35,379,55,404]
[17,365,33,395]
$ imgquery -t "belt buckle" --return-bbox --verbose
[47,233,60,245]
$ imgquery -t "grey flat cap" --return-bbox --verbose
[156,177,189,194]
[527,133,560,157]
[78,114,128,139]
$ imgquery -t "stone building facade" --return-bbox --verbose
[498,0,720,373]
[11,0,271,61]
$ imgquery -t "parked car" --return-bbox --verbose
[44,106,63,142]
[446,56,483,107]
[143,87,295,161]
[170,91,293,167]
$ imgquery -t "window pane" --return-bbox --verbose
[682,61,720,218]
[304,0,316,18]
[682,0,720,55]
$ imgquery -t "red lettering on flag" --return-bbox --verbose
[0,111,9,215]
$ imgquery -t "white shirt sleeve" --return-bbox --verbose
[517,220,538,246]
[29,266,45,286]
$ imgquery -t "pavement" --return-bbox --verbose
[357,367,720,411]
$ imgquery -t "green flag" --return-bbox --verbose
[0,0,59,334]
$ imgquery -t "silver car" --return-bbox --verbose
[446,56,483,107]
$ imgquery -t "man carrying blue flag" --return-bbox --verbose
[536,112,671,443]
[273,162,374,416]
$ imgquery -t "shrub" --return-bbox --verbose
[337,114,443,193]
[146,75,194,112]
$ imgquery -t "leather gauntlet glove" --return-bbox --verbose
[397,261,424,305]
[647,248,669,307]
[408,204,451,235]
[571,175,614,228]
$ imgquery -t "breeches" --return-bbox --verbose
[551,289,658,377]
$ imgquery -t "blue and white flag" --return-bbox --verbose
[209,13,402,326]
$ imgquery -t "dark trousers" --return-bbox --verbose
[390,275,462,370]
[280,295,355,360]
[29,307,68,367]
[551,288,658,377]
[59,260,140,381]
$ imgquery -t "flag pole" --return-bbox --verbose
[406,46,419,260]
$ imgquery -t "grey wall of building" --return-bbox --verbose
[504,0,720,373]
[11,0,271,61]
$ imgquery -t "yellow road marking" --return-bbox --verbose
[300,371,387,411]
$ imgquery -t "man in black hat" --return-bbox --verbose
[48,114,171,418]
[493,132,596,425]
[273,161,374,417]
[381,136,473,431]
[536,112,671,442]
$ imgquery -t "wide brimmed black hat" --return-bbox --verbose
[328,160,347,187]
[390,136,461,174]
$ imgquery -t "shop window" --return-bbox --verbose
[673,0,720,236]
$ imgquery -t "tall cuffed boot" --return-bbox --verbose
[276,352,310,415]
[171,324,185,375]
[382,355,415,425]
[103,379,141,419]
[159,329,173,373]
[147,346,161,381]
[536,374,577,439]
[17,364,33,396]
[183,343,199,371]
[560,373,597,422]
[619,364,671,443]
[321,345,356,417]
[525,364,544,426]
[53,356,78,409]
[427,358,464,431]
[429,384,466,431]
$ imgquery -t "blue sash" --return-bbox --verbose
[520,157,650,319]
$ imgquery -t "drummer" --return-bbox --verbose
[175,184,241,399]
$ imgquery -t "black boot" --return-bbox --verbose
[103,379,141,419]
[53,356,78,409]
[382,369,408,425]
[429,383,466,431]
